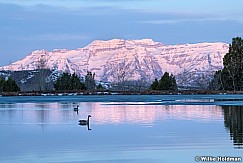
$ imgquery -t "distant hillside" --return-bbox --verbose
[0,70,59,91]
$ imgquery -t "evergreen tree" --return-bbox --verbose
[157,72,171,90]
[0,78,5,92]
[54,73,86,91]
[151,78,159,90]
[0,77,20,92]
[169,74,178,90]
[71,73,86,90]
[151,72,177,91]
[96,83,103,90]
[211,37,243,91]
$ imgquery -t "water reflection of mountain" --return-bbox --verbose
[222,106,243,148]
[90,103,223,124]
[0,103,223,125]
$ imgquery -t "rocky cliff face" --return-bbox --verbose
[0,39,229,87]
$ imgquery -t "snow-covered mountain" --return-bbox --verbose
[0,39,229,86]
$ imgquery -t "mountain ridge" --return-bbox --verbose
[0,39,229,87]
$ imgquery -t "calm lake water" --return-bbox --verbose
[0,95,243,163]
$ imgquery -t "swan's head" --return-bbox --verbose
[88,115,92,118]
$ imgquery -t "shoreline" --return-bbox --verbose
[1,90,243,96]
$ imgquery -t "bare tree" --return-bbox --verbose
[85,71,95,90]
[116,61,130,91]
[36,55,48,91]
[176,69,192,89]
[218,71,225,90]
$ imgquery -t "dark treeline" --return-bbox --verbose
[0,77,20,92]
[150,72,177,91]
[210,37,243,91]
[54,73,86,91]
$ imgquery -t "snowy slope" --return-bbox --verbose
[0,39,229,84]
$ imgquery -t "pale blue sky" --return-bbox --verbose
[0,0,243,66]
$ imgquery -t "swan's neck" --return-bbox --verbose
[87,116,90,122]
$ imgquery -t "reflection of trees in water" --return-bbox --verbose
[33,103,79,128]
[222,106,243,148]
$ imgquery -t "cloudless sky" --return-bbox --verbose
[0,0,243,66]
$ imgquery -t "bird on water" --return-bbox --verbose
[79,115,91,125]
[74,105,79,111]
